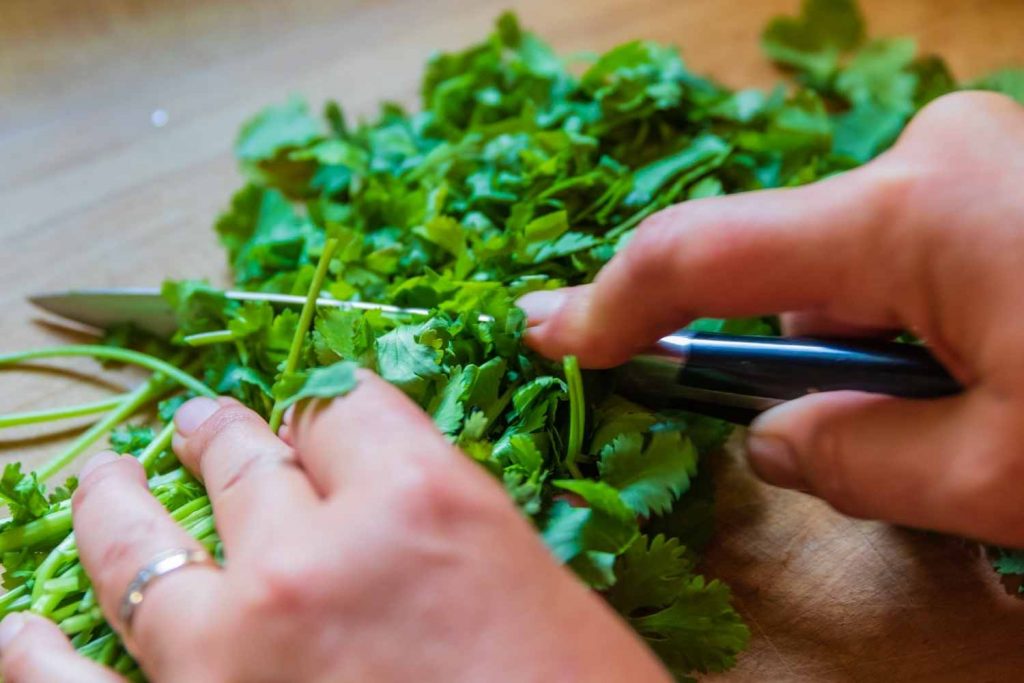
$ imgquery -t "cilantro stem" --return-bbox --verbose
[31,533,78,604]
[183,329,237,347]
[138,422,175,472]
[269,237,339,432]
[35,375,167,482]
[563,355,585,479]
[0,346,215,399]
[0,395,129,429]
[0,504,71,552]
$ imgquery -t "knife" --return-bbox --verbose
[29,288,963,425]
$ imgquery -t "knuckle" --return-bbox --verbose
[95,519,162,588]
[243,555,323,616]
[624,210,685,283]
[388,462,508,536]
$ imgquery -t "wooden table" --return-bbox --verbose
[2,1,1023,680]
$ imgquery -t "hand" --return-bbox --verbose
[0,372,670,682]
[519,91,1024,548]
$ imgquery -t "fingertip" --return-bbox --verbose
[516,289,569,327]
[79,451,122,482]
[173,397,221,437]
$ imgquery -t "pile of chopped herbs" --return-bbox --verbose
[1,1,1022,680]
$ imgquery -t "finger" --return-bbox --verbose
[780,311,899,339]
[0,612,126,683]
[73,452,221,670]
[290,370,464,495]
[172,397,320,553]
[745,390,1024,546]
[519,167,909,367]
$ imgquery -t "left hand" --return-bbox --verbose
[0,371,669,682]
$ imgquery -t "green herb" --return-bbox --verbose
[1,2,1020,680]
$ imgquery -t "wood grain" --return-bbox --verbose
[2,1,1023,680]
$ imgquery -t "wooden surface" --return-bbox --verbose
[2,1,1024,680]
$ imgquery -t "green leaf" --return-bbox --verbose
[599,431,697,517]
[274,361,360,410]
[835,38,918,110]
[0,464,51,524]
[973,68,1024,105]
[236,97,322,162]
[375,324,444,401]
[606,534,695,615]
[762,0,865,81]
[631,575,749,676]
[552,479,639,556]
[626,135,730,205]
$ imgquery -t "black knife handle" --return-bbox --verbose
[614,332,963,425]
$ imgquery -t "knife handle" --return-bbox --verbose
[614,332,963,425]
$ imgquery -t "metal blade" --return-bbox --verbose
[29,288,434,336]
[29,288,178,336]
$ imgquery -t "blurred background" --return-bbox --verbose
[2,1,1024,680]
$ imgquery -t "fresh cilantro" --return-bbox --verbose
[4,4,1021,679]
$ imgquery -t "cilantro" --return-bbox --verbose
[4,4,1021,679]
[274,361,360,411]
[0,464,50,525]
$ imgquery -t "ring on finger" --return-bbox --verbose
[119,548,218,635]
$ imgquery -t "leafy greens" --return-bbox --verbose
[1,1,1022,680]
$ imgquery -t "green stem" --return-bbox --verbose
[59,608,103,635]
[563,355,585,479]
[0,345,215,399]
[0,585,29,616]
[31,534,78,604]
[269,237,339,432]
[183,330,237,347]
[36,376,164,482]
[138,422,175,472]
[0,395,128,429]
[0,505,72,552]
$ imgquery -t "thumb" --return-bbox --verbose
[745,390,1024,547]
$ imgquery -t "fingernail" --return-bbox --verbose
[174,397,221,436]
[516,290,569,326]
[745,433,807,490]
[79,451,121,480]
[0,613,26,652]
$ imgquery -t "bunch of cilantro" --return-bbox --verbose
[1,2,1022,680]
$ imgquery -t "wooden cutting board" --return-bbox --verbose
[2,1,1023,679]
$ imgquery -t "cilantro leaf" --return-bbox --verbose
[599,431,697,517]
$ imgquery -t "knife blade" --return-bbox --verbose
[28,287,963,425]
[29,288,431,337]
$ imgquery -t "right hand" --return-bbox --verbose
[519,92,1024,548]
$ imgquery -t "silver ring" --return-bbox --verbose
[119,548,216,631]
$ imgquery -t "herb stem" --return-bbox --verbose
[0,504,72,552]
[563,355,585,479]
[35,375,166,482]
[0,346,215,398]
[0,395,129,429]
[269,237,339,431]
[138,422,176,473]
[183,330,237,347]
[30,533,78,604]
